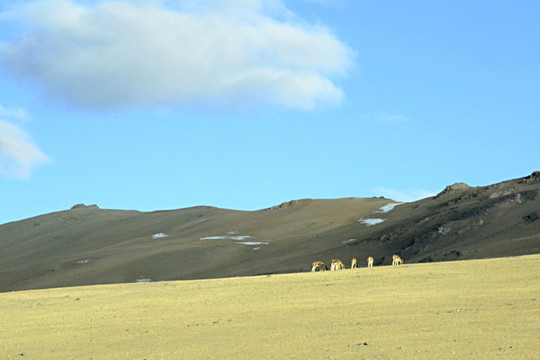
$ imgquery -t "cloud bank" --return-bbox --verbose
[0,0,355,110]
[0,106,49,179]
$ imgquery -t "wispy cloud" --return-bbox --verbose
[371,187,435,202]
[359,112,409,123]
[0,106,49,179]
[0,104,28,120]
[0,0,355,110]
[376,113,408,123]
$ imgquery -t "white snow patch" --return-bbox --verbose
[200,235,227,240]
[230,235,252,241]
[375,202,404,214]
[136,277,151,283]
[342,239,357,245]
[199,235,252,241]
[358,218,385,226]
[438,226,449,235]
[76,258,92,264]
[236,242,269,246]
[152,233,168,239]
[200,234,267,248]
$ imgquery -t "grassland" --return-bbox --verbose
[1,255,539,359]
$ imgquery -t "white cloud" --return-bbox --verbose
[371,188,435,203]
[0,104,28,120]
[0,0,355,110]
[0,110,49,179]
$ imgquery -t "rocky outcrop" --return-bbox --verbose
[71,203,99,210]
[267,199,311,210]
[520,171,540,184]
[435,182,472,198]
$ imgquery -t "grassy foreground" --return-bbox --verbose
[1,255,539,359]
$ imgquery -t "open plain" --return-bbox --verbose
[1,254,539,359]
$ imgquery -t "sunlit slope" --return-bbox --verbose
[0,197,390,291]
[1,255,539,360]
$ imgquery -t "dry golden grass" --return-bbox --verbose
[1,255,539,359]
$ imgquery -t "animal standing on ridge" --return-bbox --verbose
[392,255,403,265]
[367,256,374,268]
[311,261,328,272]
[351,258,357,269]
[330,259,345,271]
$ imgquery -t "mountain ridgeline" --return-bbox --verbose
[1,172,539,292]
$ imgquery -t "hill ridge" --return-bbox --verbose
[1,172,538,292]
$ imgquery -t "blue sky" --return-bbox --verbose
[1,0,539,225]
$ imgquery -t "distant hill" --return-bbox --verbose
[1,172,539,292]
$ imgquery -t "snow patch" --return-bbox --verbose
[152,232,168,239]
[200,234,252,241]
[200,236,227,240]
[200,233,268,249]
[438,226,449,235]
[76,258,92,264]
[230,235,252,241]
[236,241,269,246]
[136,277,151,283]
[358,218,385,226]
[375,202,404,213]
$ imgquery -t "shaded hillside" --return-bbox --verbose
[1,172,539,292]
[360,171,540,264]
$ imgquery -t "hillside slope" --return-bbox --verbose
[1,172,539,292]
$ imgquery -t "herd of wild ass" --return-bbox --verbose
[311,255,403,272]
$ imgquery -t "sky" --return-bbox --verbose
[1,0,539,225]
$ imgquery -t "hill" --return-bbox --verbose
[1,171,539,292]
[1,255,539,359]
